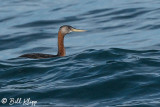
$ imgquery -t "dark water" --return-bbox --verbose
[0,0,160,106]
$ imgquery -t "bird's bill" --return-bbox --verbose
[71,28,86,32]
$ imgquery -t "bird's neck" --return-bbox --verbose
[57,31,65,56]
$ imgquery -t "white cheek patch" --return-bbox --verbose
[61,27,66,33]
[60,27,72,34]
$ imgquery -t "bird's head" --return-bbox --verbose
[59,25,86,35]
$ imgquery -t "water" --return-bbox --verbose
[0,0,160,106]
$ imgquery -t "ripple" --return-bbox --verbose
[13,16,84,28]
[0,16,16,22]
[95,8,146,18]
[111,10,149,20]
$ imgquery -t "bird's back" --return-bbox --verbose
[20,53,58,59]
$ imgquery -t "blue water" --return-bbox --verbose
[0,0,160,106]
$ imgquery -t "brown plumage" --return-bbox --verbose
[19,25,86,59]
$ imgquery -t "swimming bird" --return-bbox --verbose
[20,25,86,59]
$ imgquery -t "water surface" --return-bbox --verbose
[0,0,160,106]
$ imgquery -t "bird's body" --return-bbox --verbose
[20,53,58,59]
[19,25,86,59]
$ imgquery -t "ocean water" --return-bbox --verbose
[0,0,160,106]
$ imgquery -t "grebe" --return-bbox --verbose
[20,25,86,59]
